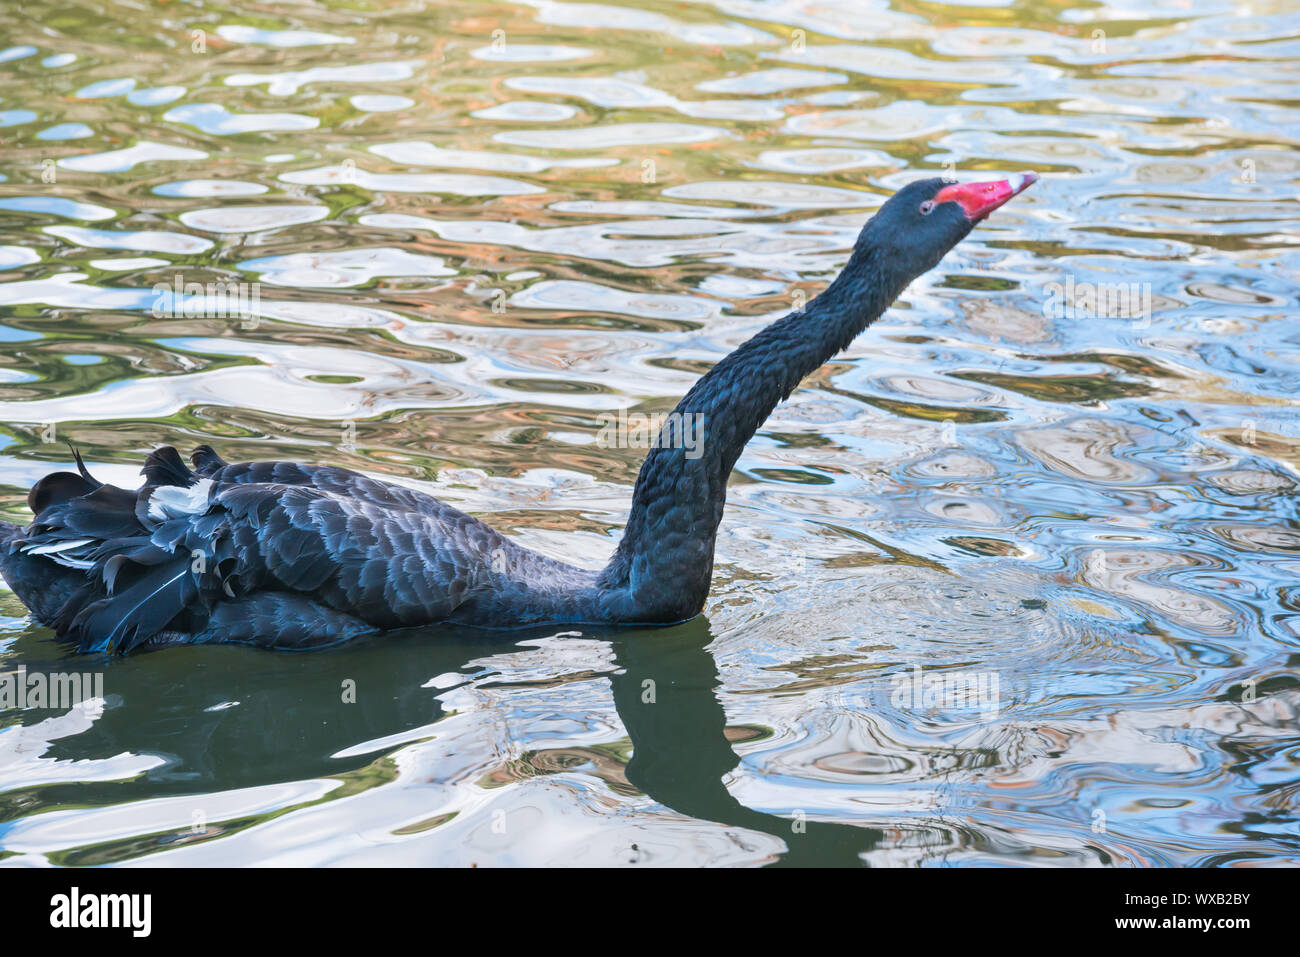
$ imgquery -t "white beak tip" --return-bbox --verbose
[1008,171,1039,194]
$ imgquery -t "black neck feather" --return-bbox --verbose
[598,242,911,620]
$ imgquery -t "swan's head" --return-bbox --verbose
[858,172,1038,279]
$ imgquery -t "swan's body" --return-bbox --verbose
[0,174,1036,653]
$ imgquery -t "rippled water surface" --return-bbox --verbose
[1,0,1299,866]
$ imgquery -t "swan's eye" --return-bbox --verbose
[919,200,935,215]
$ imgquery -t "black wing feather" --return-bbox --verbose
[0,444,557,652]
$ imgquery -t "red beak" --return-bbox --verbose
[934,172,1038,221]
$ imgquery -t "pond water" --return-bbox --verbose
[0,0,1298,866]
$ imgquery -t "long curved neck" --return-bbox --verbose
[598,244,911,621]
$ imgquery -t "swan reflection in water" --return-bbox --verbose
[608,620,880,867]
[4,620,878,866]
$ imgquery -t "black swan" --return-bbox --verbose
[0,173,1037,653]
